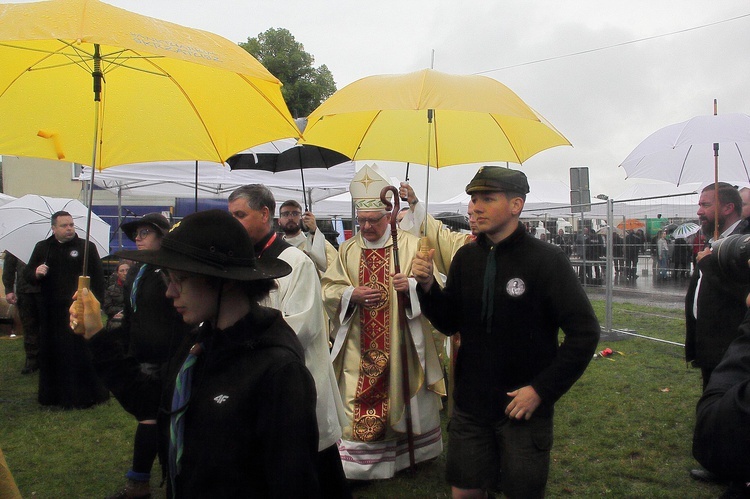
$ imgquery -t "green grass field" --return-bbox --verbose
[0,300,728,497]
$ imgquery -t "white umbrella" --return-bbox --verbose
[619,113,750,186]
[672,222,701,239]
[0,195,110,263]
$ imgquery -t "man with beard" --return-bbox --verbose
[685,182,750,483]
[278,199,337,275]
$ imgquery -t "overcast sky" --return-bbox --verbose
[12,0,750,202]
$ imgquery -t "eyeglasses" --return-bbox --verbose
[160,269,190,293]
[279,211,301,218]
[356,213,389,226]
[134,228,154,240]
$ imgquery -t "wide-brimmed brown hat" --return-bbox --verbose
[120,212,171,242]
[116,210,291,281]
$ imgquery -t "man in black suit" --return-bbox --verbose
[685,182,750,483]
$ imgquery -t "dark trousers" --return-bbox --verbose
[17,292,40,364]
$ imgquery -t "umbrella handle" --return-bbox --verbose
[72,276,90,335]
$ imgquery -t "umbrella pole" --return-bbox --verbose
[117,187,122,251]
[300,168,309,212]
[74,44,103,335]
[195,161,199,213]
[713,99,720,242]
[421,109,434,240]
[714,143,719,242]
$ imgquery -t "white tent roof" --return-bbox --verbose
[80,161,355,205]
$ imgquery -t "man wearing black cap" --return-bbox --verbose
[413,166,600,498]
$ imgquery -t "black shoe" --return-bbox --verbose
[690,468,727,484]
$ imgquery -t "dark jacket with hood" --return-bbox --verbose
[119,264,190,365]
[89,303,320,498]
[417,223,600,420]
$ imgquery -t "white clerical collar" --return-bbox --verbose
[362,229,393,249]
[283,232,307,246]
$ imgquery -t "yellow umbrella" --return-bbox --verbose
[299,68,569,168]
[0,0,300,327]
[0,0,300,168]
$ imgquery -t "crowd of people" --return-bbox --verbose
[4,168,750,498]
[528,222,702,285]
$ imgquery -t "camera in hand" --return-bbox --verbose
[713,234,750,282]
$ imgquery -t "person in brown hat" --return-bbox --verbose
[413,166,600,499]
[71,210,320,498]
[104,213,191,499]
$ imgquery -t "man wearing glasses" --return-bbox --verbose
[25,211,108,409]
[278,199,337,275]
[321,164,445,481]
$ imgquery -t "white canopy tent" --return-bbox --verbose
[80,160,356,206]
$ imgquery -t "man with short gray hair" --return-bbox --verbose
[228,185,349,497]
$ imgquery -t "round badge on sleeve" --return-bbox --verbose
[506,278,526,297]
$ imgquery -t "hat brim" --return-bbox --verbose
[115,248,291,282]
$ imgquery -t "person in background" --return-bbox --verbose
[278,199,338,275]
[657,231,670,279]
[24,211,108,409]
[413,166,600,499]
[554,229,571,258]
[106,213,192,499]
[102,261,130,331]
[71,210,321,498]
[624,229,641,281]
[2,251,41,374]
[739,187,750,222]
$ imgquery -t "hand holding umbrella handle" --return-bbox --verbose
[72,276,90,335]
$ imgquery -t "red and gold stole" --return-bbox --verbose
[352,247,391,442]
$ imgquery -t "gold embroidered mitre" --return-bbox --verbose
[350,164,393,211]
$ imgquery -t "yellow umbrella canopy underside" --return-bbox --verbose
[301,69,570,167]
[0,0,299,168]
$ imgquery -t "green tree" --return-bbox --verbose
[240,28,336,119]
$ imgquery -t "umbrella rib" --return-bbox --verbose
[352,111,383,160]
[734,142,750,182]
[488,114,523,163]
[675,144,692,186]
[237,73,300,147]
[0,41,169,101]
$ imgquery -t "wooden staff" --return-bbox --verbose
[380,185,416,472]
